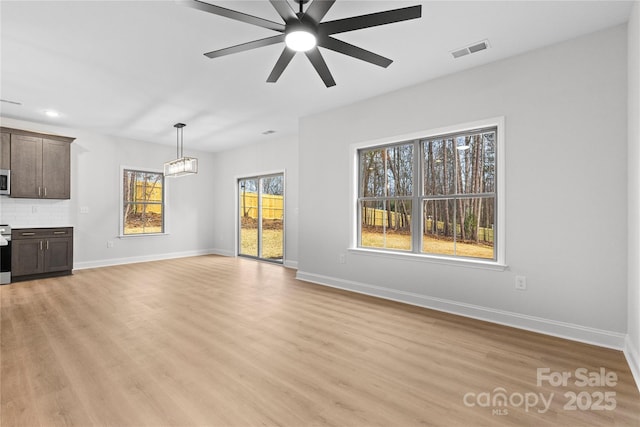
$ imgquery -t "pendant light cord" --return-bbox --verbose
[174,123,186,159]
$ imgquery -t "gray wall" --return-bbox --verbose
[297,25,628,348]
[627,1,640,384]
[1,16,634,368]
[210,135,299,268]
[0,117,217,268]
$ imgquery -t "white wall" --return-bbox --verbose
[626,1,640,385]
[0,117,217,268]
[210,135,299,268]
[298,25,628,348]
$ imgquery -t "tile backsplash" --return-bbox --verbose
[0,197,72,227]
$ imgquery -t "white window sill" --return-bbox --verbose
[348,247,508,271]
[118,232,170,238]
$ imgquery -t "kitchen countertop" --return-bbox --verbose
[11,225,74,229]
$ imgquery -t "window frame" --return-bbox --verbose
[119,166,168,237]
[358,142,415,252]
[350,117,506,269]
[236,171,286,263]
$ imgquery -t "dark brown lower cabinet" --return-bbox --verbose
[11,227,73,281]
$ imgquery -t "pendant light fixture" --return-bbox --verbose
[164,123,198,177]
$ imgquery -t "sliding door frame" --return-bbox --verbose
[236,171,285,264]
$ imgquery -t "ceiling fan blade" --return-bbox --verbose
[267,48,296,83]
[305,47,336,87]
[304,0,336,23]
[178,0,285,32]
[269,0,297,23]
[204,35,285,59]
[319,5,422,35]
[319,36,392,68]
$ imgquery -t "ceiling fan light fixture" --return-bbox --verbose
[181,0,423,87]
[285,29,316,52]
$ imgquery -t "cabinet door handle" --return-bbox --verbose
[53,231,66,235]
[44,187,47,197]
[39,241,43,250]
[46,240,49,250]
[21,232,36,236]
[38,187,42,197]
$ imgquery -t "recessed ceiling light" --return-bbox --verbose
[262,130,276,135]
[45,110,60,117]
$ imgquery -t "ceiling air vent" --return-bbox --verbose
[450,40,489,59]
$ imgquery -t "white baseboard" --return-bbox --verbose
[210,248,236,257]
[74,249,219,270]
[284,260,298,270]
[624,336,640,393]
[208,249,298,269]
[75,249,297,271]
[295,271,626,350]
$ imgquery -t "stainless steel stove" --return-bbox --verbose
[0,225,11,284]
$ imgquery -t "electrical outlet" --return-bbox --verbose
[515,275,527,290]
[107,241,114,248]
[32,206,38,213]
[80,206,90,214]
[338,253,346,264]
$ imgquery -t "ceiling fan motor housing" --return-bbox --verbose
[286,18,317,34]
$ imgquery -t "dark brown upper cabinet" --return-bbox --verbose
[2,127,75,199]
[0,132,9,170]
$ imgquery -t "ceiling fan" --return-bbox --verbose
[178,0,422,87]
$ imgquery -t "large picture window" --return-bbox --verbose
[360,143,413,251]
[422,129,496,259]
[122,169,165,235]
[357,123,501,263]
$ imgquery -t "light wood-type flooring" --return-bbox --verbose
[1,255,639,426]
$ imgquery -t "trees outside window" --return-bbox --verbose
[357,126,498,260]
[122,169,164,235]
[359,143,413,251]
[422,129,496,259]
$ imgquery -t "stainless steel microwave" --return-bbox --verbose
[0,169,10,195]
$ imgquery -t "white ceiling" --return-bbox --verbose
[0,0,633,152]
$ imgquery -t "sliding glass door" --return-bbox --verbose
[238,173,284,263]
